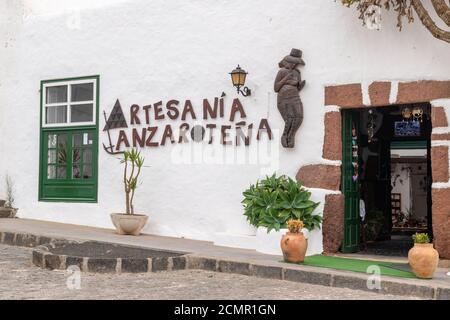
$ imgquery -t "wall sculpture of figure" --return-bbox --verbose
[274,48,305,148]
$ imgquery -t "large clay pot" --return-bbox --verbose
[110,213,148,236]
[280,232,308,263]
[408,243,439,279]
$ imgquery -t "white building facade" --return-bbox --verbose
[1,0,450,257]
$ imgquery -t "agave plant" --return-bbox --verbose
[242,174,322,232]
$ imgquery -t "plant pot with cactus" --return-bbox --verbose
[280,219,308,263]
[110,149,148,236]
[408,233,439,279]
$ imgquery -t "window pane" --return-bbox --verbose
[48,134,57,148]
[46,85,67,104]
[47,165,56,179]
[72,165,81,179]
[57,166,67,179]
[57,150,68,164]
[46,105,67,124]
[83,165,92,179]
[57,134,67,164]
[83,149,92,163]
[85,132,94,145]
[73,148,81,163]
[71,83,93,102]
[71,104,93,123]
[47,150,57,164]
[73,134,82,147]
[57,134,67,149]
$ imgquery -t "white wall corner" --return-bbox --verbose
[361,81,370,106]
[389,81,399,104]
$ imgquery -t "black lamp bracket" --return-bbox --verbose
[237,86,251,97]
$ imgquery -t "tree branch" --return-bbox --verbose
[431,0,450,26]
[411,0,450,43]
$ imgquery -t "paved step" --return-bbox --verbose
[0,218,449,300]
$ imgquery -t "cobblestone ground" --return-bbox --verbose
[0,244,418,300]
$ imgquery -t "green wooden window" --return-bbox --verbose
[39,76,99,202]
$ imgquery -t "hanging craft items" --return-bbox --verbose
[367,109,375,143]
[412,106,424,123]
[351,123,358,182]
[402,106,412,122]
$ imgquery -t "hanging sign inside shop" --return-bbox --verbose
[102,97,273,154]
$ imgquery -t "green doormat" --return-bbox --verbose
[290,255,417,279]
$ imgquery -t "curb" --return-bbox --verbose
[1,231,449,300]
[31,239,189,274]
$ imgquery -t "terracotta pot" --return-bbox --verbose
[280,232,308,263]
[408,243,439,279]
[110,213,148,236]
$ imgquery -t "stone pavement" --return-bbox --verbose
[0,244,417,300]
[0,218,449,299]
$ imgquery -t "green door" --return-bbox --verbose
[40,129,98,202]
[342,110,360,253]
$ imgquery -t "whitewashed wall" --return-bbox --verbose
[1,0,450,255]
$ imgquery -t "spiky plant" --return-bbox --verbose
[121,149,145,215]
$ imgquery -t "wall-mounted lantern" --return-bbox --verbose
[229,65,251,96]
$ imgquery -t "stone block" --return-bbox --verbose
[296,164,341,190]
[431,146,449,183]
[396,81,450,104]
[325,83,363,108]
[251,265,282,280]
[171,256,187,270]
[217,260,251,276]
[87,258,117,273]
[152,257,169,272]
[284,268,332,286]
[122,258,148,273]
[322,111,342,161]
[368,81,391,106]
[431,106,448,128]
[322,194,344,254]
[44,254,62,270]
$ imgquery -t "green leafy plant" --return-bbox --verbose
[242,174,322,232]
[412,232,430,244]
[121,149,145,215]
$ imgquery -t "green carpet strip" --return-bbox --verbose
[290,255,417,279]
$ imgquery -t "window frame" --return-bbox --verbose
[42,78,97,128]
[39,75,100,203]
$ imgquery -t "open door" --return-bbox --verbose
[342,110,360,253]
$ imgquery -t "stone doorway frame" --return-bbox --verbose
[296,80,450,259]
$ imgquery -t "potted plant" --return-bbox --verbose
[408,233,439,279]
[0,175,18,218]
[242,174,322,255]
[280,219,308,263]
[110,149,148,236]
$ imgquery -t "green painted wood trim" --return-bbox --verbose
[38,75,100,203]
[341,110,360,253]
[390,140,427,149]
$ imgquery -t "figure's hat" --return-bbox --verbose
[279,48,305,67]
